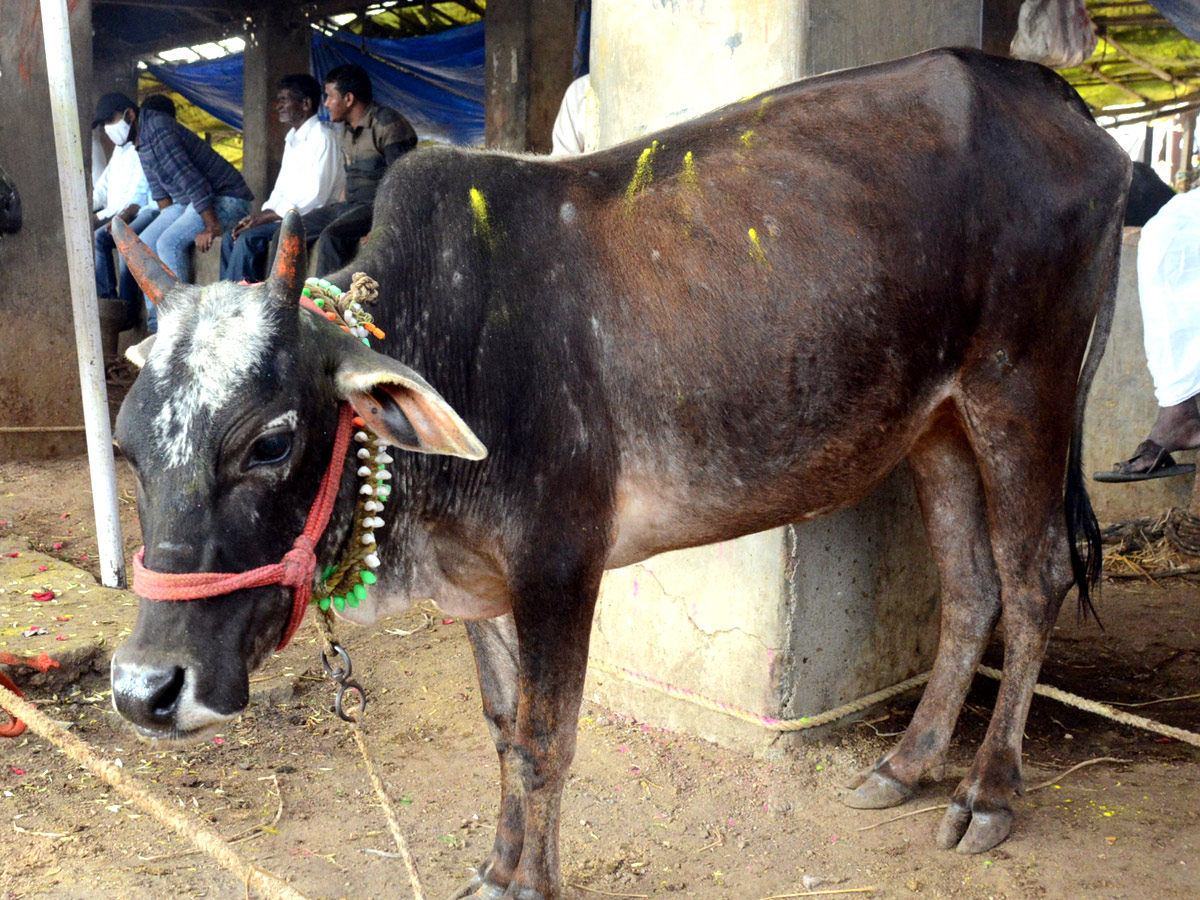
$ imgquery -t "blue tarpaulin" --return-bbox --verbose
[1151,1,1200,43]
[144,22,486,146]
[311,23,485,145]
[146,54,246,131]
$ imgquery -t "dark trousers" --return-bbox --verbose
[299,201,374,276]
[220,220,282,282]
[94,206,158,329]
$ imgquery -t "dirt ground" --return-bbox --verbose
[1,452,1198,900]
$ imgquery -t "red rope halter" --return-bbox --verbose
[132,404,355,651]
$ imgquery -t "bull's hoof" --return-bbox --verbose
[935,801,1013,854]
[842,771,913,809]
[448,872,507,900]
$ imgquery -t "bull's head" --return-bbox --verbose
[109,213,485,742]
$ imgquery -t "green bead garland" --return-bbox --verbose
[305,273,388,618]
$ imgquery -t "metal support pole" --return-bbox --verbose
[38,0,126,589]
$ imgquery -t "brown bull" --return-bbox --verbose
[109,49,1130,900]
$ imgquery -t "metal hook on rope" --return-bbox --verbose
[320,641,367,723]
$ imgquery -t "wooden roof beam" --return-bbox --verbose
[1098,97,1200,127]
[1089,63,1152,104]
[1101,32,1194,89]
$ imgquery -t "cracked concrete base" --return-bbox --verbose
[587,467,940,753]
[0,536,138,694]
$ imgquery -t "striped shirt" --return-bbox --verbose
[138,109,252,214]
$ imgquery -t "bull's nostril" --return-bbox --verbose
[149,667,186,720]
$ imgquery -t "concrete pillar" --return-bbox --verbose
[0,0,93,460]
[91,53,138,115]
[242,6,312,208]
[484,0,575,152]
[586,0,982,752]
[982,0,1024,57]
[805,0,981,75]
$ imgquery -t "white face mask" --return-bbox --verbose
[105,117,131,146]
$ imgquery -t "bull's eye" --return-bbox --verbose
[248,432,293,467]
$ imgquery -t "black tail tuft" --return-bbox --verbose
[1065,434,1103,628]
[1064,214,1124,630]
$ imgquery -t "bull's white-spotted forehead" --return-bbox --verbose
[144,282,277,469]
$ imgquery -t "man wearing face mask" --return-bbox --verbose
[91,92,157,330]
[92,92,253,331]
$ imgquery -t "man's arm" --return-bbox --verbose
[378,111,418,167]
[195,207,223,252]
[152,118,218,222]
[231,209,282,240]
[93,163,111,219]
[139,133,172,211]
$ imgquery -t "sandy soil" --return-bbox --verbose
[1,453,1198,900]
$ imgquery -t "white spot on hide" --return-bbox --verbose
[264,410,298,431]
[147,283,274,469]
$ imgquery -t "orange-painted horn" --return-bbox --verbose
[111,216,178,306]
[267,210,306,307]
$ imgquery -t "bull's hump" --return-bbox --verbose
[146,283,277,469]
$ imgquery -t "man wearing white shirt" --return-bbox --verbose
[221,74,344,281]
[92,91,157,325]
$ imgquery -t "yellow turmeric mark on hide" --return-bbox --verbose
[469,187,496,250]
[625,140,659,212]
[739,129,755,150]
[680,151,700,193]
[754,96,772,123]
[748,227,767,263]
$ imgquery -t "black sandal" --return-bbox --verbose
[1093,440,1196,483]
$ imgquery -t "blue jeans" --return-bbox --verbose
[95,206,159,328]
[137,196,251,330]
[220,219,281,282]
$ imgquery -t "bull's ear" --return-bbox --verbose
[334,345,487,461]
[126,334,156,368]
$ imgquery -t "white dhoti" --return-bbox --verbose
[1139,187,1200,407]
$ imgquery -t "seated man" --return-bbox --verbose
[221,74,343,282]
[301,64,417,275]
[1101,184,1200,481]
[92,92,157,329]
[128,96,253,327]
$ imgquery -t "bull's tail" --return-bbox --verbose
[1065,224,1123,623]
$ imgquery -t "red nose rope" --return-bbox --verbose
[132,404,355,651]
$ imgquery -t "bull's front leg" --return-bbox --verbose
[456,616,526,899]
[454,575,600,900]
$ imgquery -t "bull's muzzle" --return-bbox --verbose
[110,641,243,741]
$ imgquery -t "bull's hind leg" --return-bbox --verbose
[936,398,1079,854]
[846,411,1001,809]
[456,616,525,899]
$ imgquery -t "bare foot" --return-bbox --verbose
[1147,397,1200,453]
[1104,398,1200,479]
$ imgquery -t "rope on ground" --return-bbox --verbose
[977,664,1200,747]
[588,657,931,732]
[313,609,426,900]
[589,657,1200,747]
[0,681,312,900]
